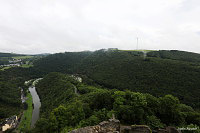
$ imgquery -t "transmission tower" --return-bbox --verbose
[136,37,139,50]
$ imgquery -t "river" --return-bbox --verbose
[29,86,41,128]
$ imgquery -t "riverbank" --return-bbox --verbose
[15,79,41,132]
[17,92,33,132]
[29,86,41,128]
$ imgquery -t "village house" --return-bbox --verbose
[8,59,21,63]
[2,115,18,132]
[70,75,82,82]
[0,63,20,68]
[21,88,26,103]
[108,48,118,51]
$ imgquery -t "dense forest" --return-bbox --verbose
[0,52,26,58]
[0,52,24,65]
[0,58,9,65]
[147,50,200,63]
[34,50,200,108]
[0,69,25,122]
[0,67,43,123]
[32,72,200,133]
[0,79,21,121]
[0,53,48,123]
[34,51,92,74]
[1,49,200,132]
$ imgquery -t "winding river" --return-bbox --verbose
[29,86,41,128]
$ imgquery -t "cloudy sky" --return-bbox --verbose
[0,0,200,54]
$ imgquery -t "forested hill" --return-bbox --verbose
[147,50,200,63]
[33,50,200,108]
[34,51,92,74]
[0,52,25,57]
[33,72,200,132]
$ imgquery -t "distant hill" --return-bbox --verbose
[147,50,200,63]
[34,53,51,56]
[34,51,92,73]
[1,49,200,132]
[0,52,28,65]
[33,72,200,132]
[33,49,200,108]
[0,52,26,57]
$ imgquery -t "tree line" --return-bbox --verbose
[34,50,200,108]
[32,72,200,133]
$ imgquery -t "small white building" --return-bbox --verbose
[2,115,18,132]
[70,75,82,83]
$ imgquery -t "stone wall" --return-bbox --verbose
[155,127,181,133]
[70,119,120,133]
[121,125,151,133]
[70,119,181,133]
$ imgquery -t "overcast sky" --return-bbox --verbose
[0,0,200,54]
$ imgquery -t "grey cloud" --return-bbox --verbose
[0,0,200,54]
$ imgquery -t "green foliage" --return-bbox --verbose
[179,104,194,112]
[0,80,21,120]
[34,50,200,108]
[82,89,114,110]
[112,91,147,124]
[0,59,43,123]
[185,112,200,126]
[147,50,200,63]
[32,118,50,133]
[79,115,100,127]
[145,94,160,116]
[0,53,34,66]
[79,50,200,108]
[17,92,33,132]
[12,55,34,59]
[49,101,85,132]
[1,50,200,132]
[146,115,164,129]
[158,95,185,125]
[0,52,25,58]
[35,72,77,115]
[34,51,92,73]
[32,72,200,132]
[0,58,9,65]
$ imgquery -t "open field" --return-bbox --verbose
[0,56,34,70]
[12,55,34,59]
[0,64,33,71]
[17,92,33,132]
[0,66,12,70]
[119,49,156,52]
[21,64,33,68]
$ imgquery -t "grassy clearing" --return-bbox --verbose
[0,64,33,71]
[21,64,33,68]
[13,56,34,59]
[119,49,156,52]
[21,61,34,68]
[17,92,33,132]
[0,66,11,71]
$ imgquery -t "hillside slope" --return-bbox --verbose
[34,51,92,74]
[0,71,22,122]
[34,50,200,108]
[35,72,77,116]
[147,50,200,63]
[0,52,25,57]
[32,72,200,133]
